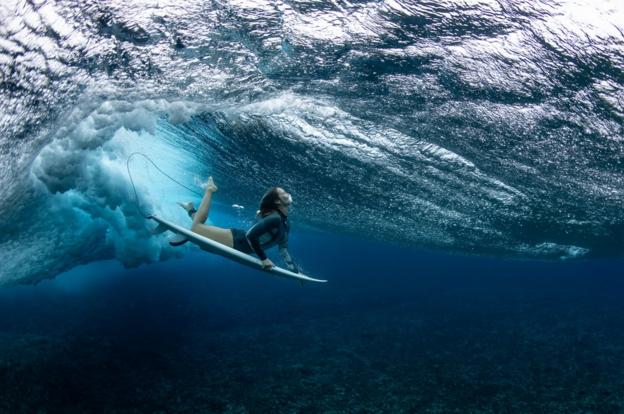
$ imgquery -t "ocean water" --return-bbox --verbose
[1,0,623,412]
[0,236,623,412]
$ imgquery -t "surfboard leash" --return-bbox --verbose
[126,151,203,219]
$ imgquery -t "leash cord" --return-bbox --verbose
[126,151,203,219]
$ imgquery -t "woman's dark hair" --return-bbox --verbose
[257,187,281,218]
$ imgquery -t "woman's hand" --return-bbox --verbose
[261,258,274,270]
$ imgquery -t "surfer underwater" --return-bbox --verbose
[171,177,300,273]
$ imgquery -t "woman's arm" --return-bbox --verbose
[245,214,281,261]
[279,242,299,273]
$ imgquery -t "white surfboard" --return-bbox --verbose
[148,215,327,283]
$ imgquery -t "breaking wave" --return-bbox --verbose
[1,0,622,285]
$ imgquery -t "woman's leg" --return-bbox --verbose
[190,177,234,248]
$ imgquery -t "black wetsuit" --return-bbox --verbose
[231,210,299,273]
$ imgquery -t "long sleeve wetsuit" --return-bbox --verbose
[245,211,299,273]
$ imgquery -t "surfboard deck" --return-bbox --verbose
[148,215,327,283]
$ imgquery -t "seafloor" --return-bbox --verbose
[0,242,622,413]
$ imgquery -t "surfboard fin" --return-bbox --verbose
[169,233,189,246]
[149,223,169,235]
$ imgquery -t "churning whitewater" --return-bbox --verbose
[1,0,623,285]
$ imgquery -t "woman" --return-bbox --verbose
[172,177,299,273]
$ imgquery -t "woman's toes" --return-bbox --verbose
[206,176,218,192]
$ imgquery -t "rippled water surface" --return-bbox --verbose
[1,0,623,284]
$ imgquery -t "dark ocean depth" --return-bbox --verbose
[1,229,622,413]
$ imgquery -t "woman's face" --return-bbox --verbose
[276,187,293,206]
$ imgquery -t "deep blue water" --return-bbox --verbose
[1,229,622,412]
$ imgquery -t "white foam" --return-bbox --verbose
[0,98,205,286]
[524,242,590,260]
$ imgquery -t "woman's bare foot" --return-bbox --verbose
[205,176,218,193]
[177,201,195,214]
